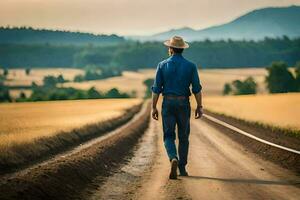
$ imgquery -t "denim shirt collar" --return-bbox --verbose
[170,54,183,61]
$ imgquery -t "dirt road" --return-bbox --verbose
[91,118,300,199]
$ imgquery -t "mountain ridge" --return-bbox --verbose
[129,5,300,41]
[0,27,125,45]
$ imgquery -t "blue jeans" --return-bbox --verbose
[161,98,191,168]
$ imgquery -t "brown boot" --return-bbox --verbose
[169,158,178,179]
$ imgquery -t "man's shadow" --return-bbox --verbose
[181,176,300,186]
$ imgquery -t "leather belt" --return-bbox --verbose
[164,95,189,100]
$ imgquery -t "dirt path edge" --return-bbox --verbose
[203,110,300,173]
[0,102,151,200]
[0,103,143,175]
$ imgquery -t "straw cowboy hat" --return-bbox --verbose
[164,36,189,49]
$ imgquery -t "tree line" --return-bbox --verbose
[0,73,133,102]
[223,61,300,95]
[0,27,125,45]
[0,37,299,69]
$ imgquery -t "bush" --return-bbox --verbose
[223,76,257,95]
[43,76,58,87]
[57,74,66,83]
[16,92,27,102]
[223,83,232,95]
[105,88,130,98]
[25,68,31,75]
[82,65,122,81]
[74,74,85,82]
[87,87,102,99]
[265,61,297,93]
[25,85,131,102]
[143,78,154,98]
[295,61,300,91]
[0,84,11,102]
[43,75,67,87]
[3,68,8,76]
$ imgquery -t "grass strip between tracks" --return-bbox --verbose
[0,103,143,174]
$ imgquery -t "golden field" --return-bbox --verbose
[4,68,84,99]
[62,71,153,98]
[0,99,141,146]
[201,93,300,131]
[4,68,84,86]
[139,68,268,96]
[5,67,268,99]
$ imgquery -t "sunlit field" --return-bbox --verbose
[3,68,84,86]
[202,93,300,131]
[4,67,269,99]
[139,68,268,96]
[63,71,154,98]
[3,68,84,99]
[0,99,141,146]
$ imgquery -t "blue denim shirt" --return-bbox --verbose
[151,54,202,96]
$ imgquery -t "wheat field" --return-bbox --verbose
[4,68,84,99]
[0,99,141,147]
[5,67,268,99]
[201,93,300,130]
[4,68,84,86]
[63,71,154,98]
[139,68,268,96]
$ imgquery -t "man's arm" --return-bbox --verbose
[194,91,203,119]
[151,63,163,120]
[191,64,203,119]
[151,92,160,120]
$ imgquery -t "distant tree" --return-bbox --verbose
[16,91,27,102]
[265,61,297,93]
[105,88,130,98]
[48,89,68,100]
[3,68,8,76]
[237,77,257,95]
[0,84,11,102]
[43,75,57,87]
[25,68,31,75]
[0,75,5,83]
[87,87,102,99]
[224,77,257,95]
[19,91,26,99]
[223,83,232,95]
[143,78,154,98]
[295,61,300,91]
[74,74,85,82]
[57,74,66,83]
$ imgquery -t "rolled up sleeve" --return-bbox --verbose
[151,63,163,94]
[191,64,202,94]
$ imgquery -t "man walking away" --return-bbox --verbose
[151,36,203,180]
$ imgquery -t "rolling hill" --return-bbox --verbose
[131,6,300,41]
[0,27,125,45]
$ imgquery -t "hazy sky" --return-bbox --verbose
[0,0,300,35]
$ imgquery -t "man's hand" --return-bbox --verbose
[195,105,203,119]
[152,107,159,120]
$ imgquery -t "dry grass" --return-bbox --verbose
[201,93,300,131]
[0,99,141,146]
